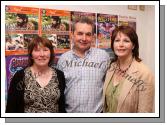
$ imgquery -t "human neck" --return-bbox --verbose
[117,55,133,71]
[73,47,89,58]
[31,64,50,74]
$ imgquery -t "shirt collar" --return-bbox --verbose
[72,48,92,59]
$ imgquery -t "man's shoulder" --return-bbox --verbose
[91,48,109,56]
[59,50,73,59]
[92,48,106,52]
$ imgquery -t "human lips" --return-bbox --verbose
[37,58,48,61]
[116,49,126,52]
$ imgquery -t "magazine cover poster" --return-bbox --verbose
[42,33,70,50]
[5,5,39,33]
[41,8,71,52]
[5,34,39,56]
[41,8,70,33]
[5,55,29,91]
[71,11,96,47]
[119,15,136,31]
[97,13,118,48]
[5,34,38,51]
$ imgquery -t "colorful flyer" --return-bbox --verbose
[5,33,39,56]
[5,55,29,90]
[41,8,71,52]
[5,5,39,33]
[97,13,118,48]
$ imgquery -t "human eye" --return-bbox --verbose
[77,32,83,36]
[43,48,49,51]
[124,39,131,43]
[86,32,92,37]
[114,39,120,42]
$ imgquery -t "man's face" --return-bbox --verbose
[51,19,59,28]
[51,19,57,25]
[73,22,93,52]
[16,16,25,27]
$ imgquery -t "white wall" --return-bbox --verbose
[22,5,155,73]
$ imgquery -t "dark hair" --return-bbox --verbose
[28,36,55,66]
[51,16,61,25]
[111,25,142,62]
[16,14,28,23]
[73,17,94,34]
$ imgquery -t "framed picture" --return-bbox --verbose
[128,5,137,10]
[139,5,145,11]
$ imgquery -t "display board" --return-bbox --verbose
[5,5,137,93]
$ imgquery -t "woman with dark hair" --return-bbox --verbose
[103,26,154,113]
[6,36,66,113]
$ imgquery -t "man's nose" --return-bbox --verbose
[82,34,86,41]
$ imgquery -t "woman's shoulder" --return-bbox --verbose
[109,61,117,68]
[51,67,64,76]
[134,60,154,76]
[13,68,26,76]
[55,68,64,74]
[10,68,27,87]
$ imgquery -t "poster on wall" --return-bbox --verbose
[5,55,29,90]
[5,5,39,55]
[5,5,39,33]
[128,16,136,31]
[119,15,136,31]
[41,8,71,53]
[71,11,96,47]
[97,13,118,49]
[5,34,39,56]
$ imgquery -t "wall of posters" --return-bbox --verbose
[5,5,137,95]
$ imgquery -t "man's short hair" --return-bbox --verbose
[72,17,94,34]
[16,14,28,23]
[51,16,61,25]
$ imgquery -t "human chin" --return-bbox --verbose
[79,45,90,51]
[35,60,49,66]
[115,51,127,57]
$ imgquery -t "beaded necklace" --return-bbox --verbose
[117,58,133,73]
